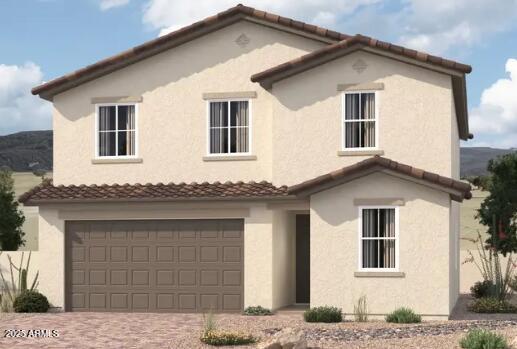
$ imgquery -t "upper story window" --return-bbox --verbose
[343,92,377,149]
[359,207,398,270]
[97,104,137,158]
[208,100,250,155]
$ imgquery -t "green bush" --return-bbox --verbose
[385,307,421,323]
[304,306,342,323]
[200,330,256,346]
[13,291,49,313]
[471,280,495,299]
[459,329,508,349]
[468,297,517,313]
[243,305,273,316]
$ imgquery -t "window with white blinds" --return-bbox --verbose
[360,207,398,270]
[97,104,137,157]
[343,92,377,149]
[208,100,250,155]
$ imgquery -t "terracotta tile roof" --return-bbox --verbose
[31,4,349,100]
[19,179,290,205]
[287,156,472,202]
[20,156,471,205]
[250,33,471,140]
[251,34,472,85]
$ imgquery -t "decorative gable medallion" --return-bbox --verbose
[352,59,368,73]
[235,33,250,48]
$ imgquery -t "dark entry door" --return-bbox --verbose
[296,214,310,303]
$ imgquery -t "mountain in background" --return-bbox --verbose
[0,130,515,177]
[0,130,52,172]
[460,147,516,177]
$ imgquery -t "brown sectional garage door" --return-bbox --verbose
[65,219,244,312]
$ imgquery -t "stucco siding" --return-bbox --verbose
[38,207,65,309]
[271,51,455,186]
[310,172,453,317]
[272,210,296,309]
[449,201,460,311]
[52,21,325,186]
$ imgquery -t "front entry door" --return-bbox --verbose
[296,214,310,303]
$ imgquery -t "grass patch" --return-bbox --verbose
[460,329,508,349]
[468,298,517,313]
[243,305,272,316]
[304,306,342,323]
[385,307,421,323]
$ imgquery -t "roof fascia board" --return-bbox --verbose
[23,194,298,206]
[39,14,245,101]
[243,16,337,44]
[292,167,465,201]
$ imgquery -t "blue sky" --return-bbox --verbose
[1,0,516,148]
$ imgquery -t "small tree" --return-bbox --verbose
[477,153,517,255]
[0,167,25,250]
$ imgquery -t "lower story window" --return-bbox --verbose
[360,207,397,269]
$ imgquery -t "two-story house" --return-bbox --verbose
[22,4,472,318]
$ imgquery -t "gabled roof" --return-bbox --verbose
[251,34,472,140]
[288,156,472,202]
[19,179,290,205]
[20,156,471,205]
[251,34,471,83]
[31,4,348,101]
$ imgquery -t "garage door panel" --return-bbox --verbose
[66,219,243,312]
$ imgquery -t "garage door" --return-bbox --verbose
[65,219,244,312]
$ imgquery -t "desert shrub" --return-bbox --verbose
[200,331,256,346]
[200,310,256,346]
[243,305,273,316]
[459,329,508,349]
[468,297,517,313]
[304,306,342,323]
[471,280,495,299]
[13,291,49,313]
[353,295,368,322]
[385,307,421,323]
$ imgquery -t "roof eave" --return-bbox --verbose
[32,4,348,101]
[21,194,297,206]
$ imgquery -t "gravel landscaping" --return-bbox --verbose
[1,297,517,349]
[300,320,517,342]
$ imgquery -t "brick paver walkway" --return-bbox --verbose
[0,312,204,349]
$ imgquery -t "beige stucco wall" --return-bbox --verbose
[271,51,456,185]
[37,207,65,309]
[310,172,453,317]
[52,20,325,186]
[272,210,296,309]
[449,201,460,311]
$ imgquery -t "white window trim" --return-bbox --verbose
[94,103,139,159]
[205,98,253,157]
[341,90,380,151]
[357,205,399,272]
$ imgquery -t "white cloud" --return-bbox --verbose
[469,58,517,148]
[141,0,517,56]
[142,0,380,36]
[99,0,130,11]
[397,0,517,55]
[0,62,52,136]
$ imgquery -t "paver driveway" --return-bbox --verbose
[0,312,205,349]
